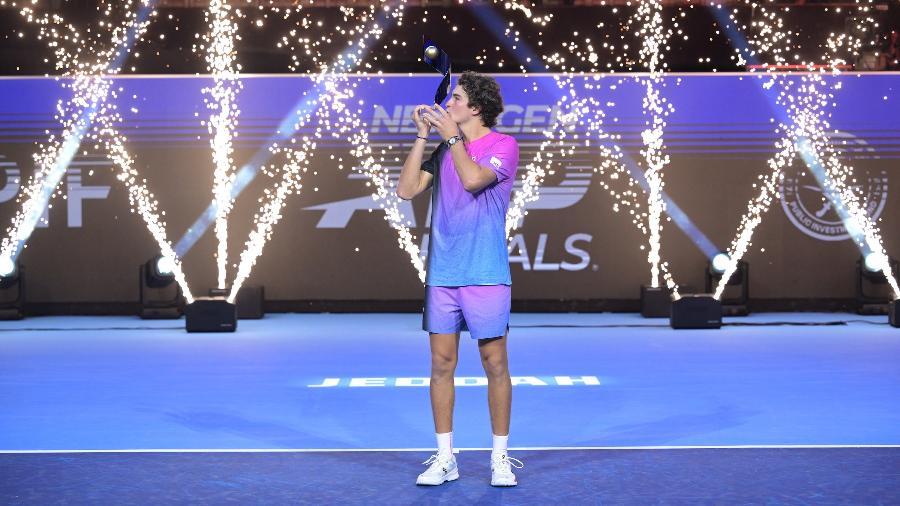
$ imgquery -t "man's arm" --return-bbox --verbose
[397,105,435,201]
[446,142,497,193]
[423,104,498,193]
[397,138,435,201]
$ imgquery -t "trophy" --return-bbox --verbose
[422,37,451,105]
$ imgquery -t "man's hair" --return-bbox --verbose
[458,71,503,128]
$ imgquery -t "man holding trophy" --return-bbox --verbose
[397,40,522,487]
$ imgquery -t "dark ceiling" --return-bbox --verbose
[1,1,896,74]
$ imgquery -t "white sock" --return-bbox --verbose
[436,432,453,457]
[492,434,509,458]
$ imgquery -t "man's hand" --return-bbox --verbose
[422,104,460,142]
[412,105,432,137]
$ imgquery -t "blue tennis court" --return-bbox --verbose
[1,313,898,503]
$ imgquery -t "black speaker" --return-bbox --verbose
[890,299,899,328]
[640,285,671,318]
[185,297,237,333]
[671,295,722,330]
[236,285,265,319]
[0,264,24,321]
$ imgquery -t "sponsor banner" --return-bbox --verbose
[0,74,897,303]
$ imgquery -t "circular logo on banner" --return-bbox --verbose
[779,133,888,241]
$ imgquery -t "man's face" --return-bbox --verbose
[444,84,479,125]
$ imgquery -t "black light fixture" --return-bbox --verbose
[705,253,749,316]
[0,256,24,320]
[856,252,899,315]
[139,254,183,319]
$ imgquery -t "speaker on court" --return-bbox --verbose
[185,297,237,333]
[890,299,899,328]
[671,294,722,330]
[640,285,671,318]
[236,285,265,319]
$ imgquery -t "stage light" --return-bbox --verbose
[144,255,175,289]
[139,255,183,319]
[890,299,899,328]
[0,256,24,320]
[0,255,15,277]
[156,255,175,277]
[711,253,730,274]
[856,255,899,315]
[706,256,749,316]
[0,256,18,287]
[863,252,888,274]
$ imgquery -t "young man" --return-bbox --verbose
[397,71,522,487]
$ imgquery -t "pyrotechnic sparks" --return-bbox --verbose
[0,1,195,300]
[203,0,242,290]
[0,1,155,265]
[94,107,195,303]
[714,0,898,300]
[496,1,688,297]
[6,0,894,308]
[635,0,676,292]
[228,145,309,302]
[8,0,664,299]
[229,3,413,299]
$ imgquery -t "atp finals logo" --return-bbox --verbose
[779,133,888,241]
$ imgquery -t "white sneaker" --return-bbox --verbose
[416,453,459,486]
[490,453,523,487]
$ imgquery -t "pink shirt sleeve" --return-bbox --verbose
[477,136,519,184]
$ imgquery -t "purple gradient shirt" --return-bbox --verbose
[421,130,519,286]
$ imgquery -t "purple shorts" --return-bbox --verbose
[423,285,511,339]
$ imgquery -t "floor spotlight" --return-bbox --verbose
[705,253,749,316]
[710,252,730,275]
[863,252,889,273]
[139,254,183,319]
[890,299,899,328]
[856,253,899,315]
[0,255,24,320]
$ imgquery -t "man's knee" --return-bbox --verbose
[431,351,458,378]
[480,351,508,379]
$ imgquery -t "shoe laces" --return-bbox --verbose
[491,454,524,473]
[422,453,453,470]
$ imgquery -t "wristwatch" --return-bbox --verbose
[447,135,461,146]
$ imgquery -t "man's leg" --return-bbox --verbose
[479,332,521,486]
[478,332,511,436]
[429,332,460,433]
[417,332,462,486]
